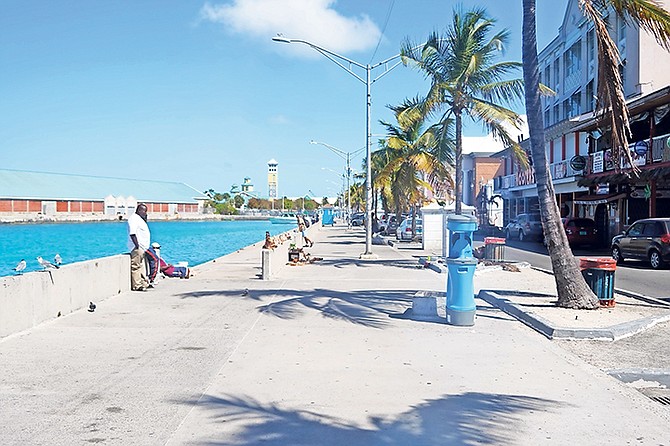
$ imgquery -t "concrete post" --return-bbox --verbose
[261,249,271,280]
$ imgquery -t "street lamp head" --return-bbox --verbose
[272,35,292,44]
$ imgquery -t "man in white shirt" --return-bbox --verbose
[127,203,150,291]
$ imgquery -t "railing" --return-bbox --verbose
[495,159,583,191]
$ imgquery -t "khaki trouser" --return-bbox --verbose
[130,248,148,290]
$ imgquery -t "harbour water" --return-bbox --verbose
[0,220,292,276]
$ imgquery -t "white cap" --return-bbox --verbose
[151,242,161,248]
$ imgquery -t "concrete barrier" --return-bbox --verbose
[0,254,130,338]
[261,224,318,280]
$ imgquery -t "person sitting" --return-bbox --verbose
[145,242,190,280]
[263,231,278,250]
[160,257,190,279]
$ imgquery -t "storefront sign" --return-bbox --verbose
[569,155,587,171]
[592,151,604,173]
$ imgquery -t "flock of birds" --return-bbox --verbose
[12,254,62,274]
[11,255,98,313]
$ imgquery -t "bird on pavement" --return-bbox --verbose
[54,254,62,266]
[241,288,249,296]
[37,256,59,270]
[88,302,96,312]
[12,259,26,274]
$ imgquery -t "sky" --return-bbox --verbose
[1,0,569,199]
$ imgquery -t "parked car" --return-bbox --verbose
[396,217,423,241]
[505,213,543,242]
[561,217,598,247]
[381,215,400,236]
[611,218,670,269]
[350,212,365,226]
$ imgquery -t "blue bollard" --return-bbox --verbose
[446,257,478,326]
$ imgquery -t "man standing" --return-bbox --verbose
[127,203,150,291]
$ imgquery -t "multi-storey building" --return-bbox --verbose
[494,0,670,246]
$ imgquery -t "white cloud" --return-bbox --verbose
[269,114,290,125]
[200,0,382,55]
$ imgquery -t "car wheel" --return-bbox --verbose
[612,246,624,264]
[519,230,525,242]
[649,249,664,270]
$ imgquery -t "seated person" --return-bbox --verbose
[145,242,190,280]
[160,257,190,279]
[145,243,162,284]
[263,231,278,250]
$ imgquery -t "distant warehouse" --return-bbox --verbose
[0,168,209,219]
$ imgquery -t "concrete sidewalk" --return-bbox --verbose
[1,224,669,445]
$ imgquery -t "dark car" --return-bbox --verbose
[562,217,598,247]
[505,213,543,242]
[611,218,670,269]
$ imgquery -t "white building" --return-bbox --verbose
[495,0,670,245]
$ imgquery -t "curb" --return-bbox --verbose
[478,289,670,340]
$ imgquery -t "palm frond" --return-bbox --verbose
[606,0,670,50]
[580,0,636,172]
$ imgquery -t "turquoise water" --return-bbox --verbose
[0,220,291,276]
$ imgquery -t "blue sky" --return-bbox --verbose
[1,0,568,199]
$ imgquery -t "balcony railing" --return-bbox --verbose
[494,159,583,191]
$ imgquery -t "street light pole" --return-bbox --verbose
[311,141,364,229]
[274,35,406,259]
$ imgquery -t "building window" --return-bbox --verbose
[544,109,551,127]
[553,58,560,90]
[585,80,595,112]
[587,29,595,74]
[564,41,581,78]
[618,15,626,51]
[553,104,560,124]
[544,65,551,88]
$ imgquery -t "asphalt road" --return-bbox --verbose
[485,238,670,300]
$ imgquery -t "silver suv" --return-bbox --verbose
[505,213,543,242]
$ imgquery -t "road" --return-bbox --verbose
[479,238,670,300]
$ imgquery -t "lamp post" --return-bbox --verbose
[273,35,406,258]
[311,140,365,228]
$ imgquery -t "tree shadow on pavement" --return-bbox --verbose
[176,391,562,446]
[176,288,418,329]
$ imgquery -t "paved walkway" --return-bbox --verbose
[1,224,669,445]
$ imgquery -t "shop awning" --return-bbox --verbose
[573,193,627,205]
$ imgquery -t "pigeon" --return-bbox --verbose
[88,302,96,312]
[12,259,26,274]
[241,288,249,296]
[37,256,59,270]
[54,254,62,266]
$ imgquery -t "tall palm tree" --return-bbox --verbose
[522,0,670,309]
[401,6,527,215]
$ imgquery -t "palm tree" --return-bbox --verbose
[373,103,453,229]
[521,0,670,309]
[401,6,527,215]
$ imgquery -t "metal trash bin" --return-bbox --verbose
[484,237,506,261]
[579,257,617,307]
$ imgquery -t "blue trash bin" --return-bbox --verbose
[447,215,478,258]
[446,257,478,326]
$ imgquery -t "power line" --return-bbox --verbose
[368,0,395,64]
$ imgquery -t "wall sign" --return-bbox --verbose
[569,155,587,171]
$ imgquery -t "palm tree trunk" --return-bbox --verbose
[455,110,463,215]
[522,0,599,309]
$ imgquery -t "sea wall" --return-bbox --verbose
[0,255,130,338]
